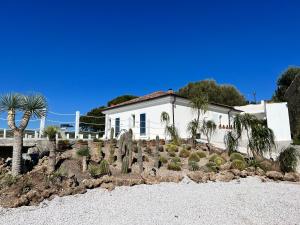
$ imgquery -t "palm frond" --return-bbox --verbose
[0,93,22,111]
[20,94,48,118]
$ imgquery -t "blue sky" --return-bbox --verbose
[0,0,299,116]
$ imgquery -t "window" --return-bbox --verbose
[140,113,146,135]
[115,118,120,137]
[132,114,135,128]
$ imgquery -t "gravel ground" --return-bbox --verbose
[0,177,299,225]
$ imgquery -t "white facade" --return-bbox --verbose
[102,94,240,145]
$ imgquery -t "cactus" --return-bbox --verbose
[128,129,133,167]
[109,128,115,164]
[154,135,159,168]
[118,133,125,163]
[121,156,129,174]
[188,160,199,171]
[99,159,111,175]
[137,140,143,174]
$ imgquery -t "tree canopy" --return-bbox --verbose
[107,95,138,107]
[272,67,300,102]
[178,79,247,106]
[80,106,106,135]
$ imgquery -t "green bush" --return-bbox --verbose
[0,174,18,189]
[278,147,300,173]
[196,151,207,158]
[231,159,246,171]
[248,159,261,168]
[168,151,176,157]
[205,162,218,172]
[188,161,199,171]
[166,144,179,152]
[188,153,200,162]
[209,154,218,162]
[159,156,168,164]
[179,149,190,158]
[167,162,181,171]
[214,156,226,166]
[76,147,90,157]
[171,156,181,163]
[230,152,245,162]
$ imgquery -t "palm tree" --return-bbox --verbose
[201,120,217,145]
[160,111,179,144]
[44,126,59,173]
[0,93,47,176]
[190,93,208,135]
[187,119,198,147]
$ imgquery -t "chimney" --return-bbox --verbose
[167,88,174,94]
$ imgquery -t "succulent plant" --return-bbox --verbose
[196,151,207,158]
[109,128,115,164]
[214,156,226,166]
[171,156,181,163]
[121,156,129,174]
[188,152,200,162]
[188,160,199,171]
[167,162,181,171]
[166,144,179,152]
[205,161,218,172]
[179,148,190,158]
[137,140,143,173]
[230,152,245,162]
[99,159,111,176]
[159,155,168,164]
[153,136,159,168]
[231,159,246,171]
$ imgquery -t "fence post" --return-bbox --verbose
[34,131,38,139]
[75,111,80,139]
[39,116,46,138]
[3,129,6,139]
[66,133,70,139]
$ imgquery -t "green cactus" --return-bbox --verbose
[188,160,200,171]
[121,156,129,174]
[137,140,143,173]
[154,135,159,168]
[109,128,115,164]
[99,159,111,175]
[128,129,133,168]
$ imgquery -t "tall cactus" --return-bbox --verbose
[117,133,125,163]
[154,135,159,168]
[109,127,115,164]
[99,159,111,175]
[121,156,129,174]
[128,129,133,168]
[137,140,143,174]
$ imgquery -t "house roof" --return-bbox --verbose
[102,90,241,112]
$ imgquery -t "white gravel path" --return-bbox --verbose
[0,177,299,225]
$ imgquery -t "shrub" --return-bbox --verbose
[214,156,226,166]
[196,151,207,158]
[168,151,176,157]
[230,152,245,162]
[188,153,200,162]
[76,147,90,157]
[209,154,218,162]
[0,174,18,188]
[277,147,300,173]
[179,149,190,158]
[88,164,101,178]
[248,159,261,168]
[171,156,181,163]
[205,162,218,172]
[167,162,181,171]
[99,160,111,175]
[159,156,168,164]
[166,144,178,152]
[231,159,246,171]
[188,161,199,171]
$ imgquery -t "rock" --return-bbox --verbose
[230,169,241,176]
[13,195,29,208]
[220,152,230,161]
[240,170,248,178]
[246,171,255,176]
[255,167,265,176]
[260,177,267,182]
[220,162,231,171]
[283,172,300,182]
[101,182,115,191]
[187,171,209,183]
[246,167,256,173]
[266,171,284,181]
[41,189,56,198]
[216,171,235,182]
[208,172,216,182]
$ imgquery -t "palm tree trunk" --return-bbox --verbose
[48,139,56,173]
[12,130,23,176]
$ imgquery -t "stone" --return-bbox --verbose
[101,182,115,191]
[187,171,209,183]
[240,170,248,178]
[246,167,256,173]
[283,172,300,182]
[266,171,284,181]
[230,169,241,176]
[255,167,265,176]
[208,172,216,182]
[220,162,231,171]
[216,171,235,182]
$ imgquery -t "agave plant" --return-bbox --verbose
[187,119,198,147]
[0,93,47,176]
[44,126,59,173]
[160,111,180,144]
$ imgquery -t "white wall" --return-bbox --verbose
[266,103,291,142]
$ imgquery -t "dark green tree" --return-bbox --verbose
[178,79,246,106]
[272,67,300,102]
[80,106,106,136]
[108,95,138,106]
